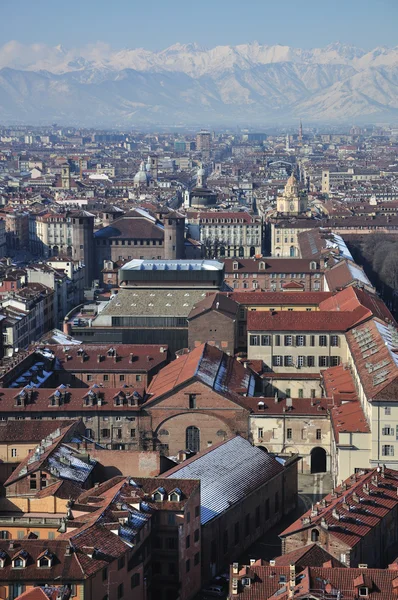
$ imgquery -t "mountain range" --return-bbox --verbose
[1,41,398,126]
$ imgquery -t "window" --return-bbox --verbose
[273,356,283,367]
[189,394,197,409]
[311,529,319,542]
[382,445,394,456]
[194,552,200,566]
[319,335,328,347]
[310,335,315,346]
[117,583,124,599]
[186,535,190,549]
[330,356,341,367]
[319,356,329,368]
[311,389,316,398]
[245,514,250,537]
[296,335,306,346]
[194,528,200,542]
[265,499,270,520]
[29,474,37,490]
[316,429,322,440]
[136,375,142,382]
[287,428,292,440]
[131,574,140,589]
[102,567,108,581]
[223,531,228,554]
[103,374,109,382]
[284,355,293,367]
[101,429,110,438]
[87,374,92,381]
[275,335,281,346]
[186,426,200,452]
[261,335,271,346]
[130,429,136,438]
[119,375,125,382]
[307,356,315,367]
[195,505,200,518]
[11,448,17,458]
[118,556,125,570]
[383,426,394,436]
[255,505,260,528]
[286,388,291,397]
[385,407,391,415]
[340,553,347,564]
[258,427,264,440]
[186,559,190,573]
[330,335,339,347]
[297,356,306,368]
[298,389,304,398]
[359,588,368,597]
[234,522,240,544]
[250,335,260,346]
[284,335,293,346]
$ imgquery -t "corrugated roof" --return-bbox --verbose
[166,436,283,525]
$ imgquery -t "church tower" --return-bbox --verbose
[276,173,308,216]
[61,163,71,189]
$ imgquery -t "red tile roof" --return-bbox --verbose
[146,343,253,403]
[226,291,332,305]
[247,307,368,332]
[280,467,398,550]
[48,343,168,373]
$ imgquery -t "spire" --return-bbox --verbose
[298,120,303,143]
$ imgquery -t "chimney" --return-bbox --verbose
[232,562,239,574]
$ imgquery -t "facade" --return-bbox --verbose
[195,211,263,258]
[94,209,187,277]
[187,292,239,354]
[276,173,308,216]
[223,257,324,292]
[30,211,94,287]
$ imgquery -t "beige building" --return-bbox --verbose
[246,396,331,474]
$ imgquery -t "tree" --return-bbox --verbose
[381,252,398,290]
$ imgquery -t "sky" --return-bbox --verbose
[1,0,397,51]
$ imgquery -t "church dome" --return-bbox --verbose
[134,161,149,184]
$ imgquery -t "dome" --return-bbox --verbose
[134,161,149,184]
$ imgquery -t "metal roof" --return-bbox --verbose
[121,259,224,272]
[167,436,284,525]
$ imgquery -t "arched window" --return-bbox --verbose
[219,246,225,257]
[310,261,317,270]
[311,529,319,542]
[186,426,200,453]
[259,262,265,270]
[250,246,256,257]
[239,246,244,258]
[290,246,295,257]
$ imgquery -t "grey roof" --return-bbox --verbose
[99,288,209,317]
[121,259,224,272]
[166,436,284,525]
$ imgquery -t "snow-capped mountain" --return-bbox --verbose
[1,41,398,125]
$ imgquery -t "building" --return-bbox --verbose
[276,173,309,216]
[230,560,398,599]
[191,211,263,258]
[196,131,211,154]
[280,466,398,568]
[165,436,298,582]
[30,211,94,287]
[187,292,239,354]
[94,209,188,276]
[223,257,324,292]
[118,259,225,289]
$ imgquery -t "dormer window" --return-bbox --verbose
[233,261,239,271]
[310,261,317,270]
[0,550,6,568]
[359,588,368,597]
[12,551,28,569]
[259,262,265,270]
[153,487,166,502]
[37,551,53,568]
[169,488,182,502]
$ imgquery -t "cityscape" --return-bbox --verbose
[2,1,398,599]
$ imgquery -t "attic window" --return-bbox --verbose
[38,554,52,568]
[359,588,368,597]
[259,262,265,270]
[153,490,164,502]
[233,262,239,270]
[169,491,181,502]
[279,575,286,584]
[310,261,317,270]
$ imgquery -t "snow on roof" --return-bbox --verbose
[166,437,283,525]
[323,231,353,261]
[347,263,372,286]
[375,321,398,368]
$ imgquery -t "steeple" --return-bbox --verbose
[298,120,303,144]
